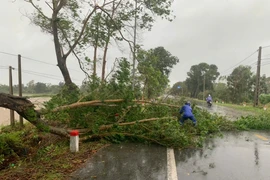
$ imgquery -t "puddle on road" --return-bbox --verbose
[174,131,270,180]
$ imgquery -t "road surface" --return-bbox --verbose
[70,131,270,180]
[70,105,270,180]
[196,102,255,120]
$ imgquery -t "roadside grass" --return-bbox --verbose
[0,123,108,180]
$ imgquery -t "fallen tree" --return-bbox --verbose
[0,92,232,150]
[0,93,70,137]
[0,93,179,139]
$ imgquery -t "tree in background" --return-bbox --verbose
[213,83,229,102]
[266,77,270,94]
[34,82,48,94]
[0,84,9,93]
[24,0,174,87]
[186,63,220,98]
[170,81,188,97]
[259,94,270,105]
[137,47,179,99]
[259,75,268,94]
[227,65,253,103]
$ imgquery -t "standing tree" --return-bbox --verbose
[186,63,220,98]
[137,47,179,99]
[0,0,176,136]
[213,82,229,102]
[23,0,174,87]
[227,65,253,103]
[266,76,270,94]
[34,82,48,93]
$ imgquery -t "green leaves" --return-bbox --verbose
[186,63,220,98]
[234,113,270,130]
[137,47,178,99]
[227,65,253,103]
[259,94,270,105]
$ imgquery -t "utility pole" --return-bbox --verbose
[9,66,15,127]
[18,54,24,126]
[132,0,138,90]
[253,46,262,107]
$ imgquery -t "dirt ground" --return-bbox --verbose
[0,97,51,127]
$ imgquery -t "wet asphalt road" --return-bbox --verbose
[70,143,167,180]
[70,104,270,180]
[175,131,270,180]
[196,102,255,120]
[70,131,270,180]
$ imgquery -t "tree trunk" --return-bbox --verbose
[101,2,116,82]
[93,45,97,76]
[52,13,73,85]
[0,93,69,137]
[101,41,109,81]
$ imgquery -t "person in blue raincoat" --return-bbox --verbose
[179,101,197,126]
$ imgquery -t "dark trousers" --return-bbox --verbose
[179,115,197,125]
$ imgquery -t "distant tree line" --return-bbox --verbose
[171,63,270,105]
[0,80,64,94]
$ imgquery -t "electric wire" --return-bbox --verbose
[262,45,270,49]
[219,49,258,75]
[0,50,81,72]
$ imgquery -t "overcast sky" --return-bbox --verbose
[1,0,270,88]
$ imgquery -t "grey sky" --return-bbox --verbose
[1,0,270,87]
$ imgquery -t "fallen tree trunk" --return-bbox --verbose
[51,99,179,113]
[99,116,177,131]
[0,93,69,137]
[0,93,178,138]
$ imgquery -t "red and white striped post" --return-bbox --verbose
[70,130,79,152]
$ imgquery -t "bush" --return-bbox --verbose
[234,112,270,130]
[259,94,270,105]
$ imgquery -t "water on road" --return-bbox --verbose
[70,143,167,180]
[175,131,270,180]
[70,103,269,180]
[70,131,270,180]
[197,102,255,120]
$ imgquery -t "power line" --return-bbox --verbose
[220,49,258,75]
[18,70,63,81]
[261,62,270,66]
[0,50,81,72]
[262,45,270,49]
[22,56,58,67]
[0,51,18,57]
[13,68,81,82]
[20,69,63,79]
[22,55,81,72]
